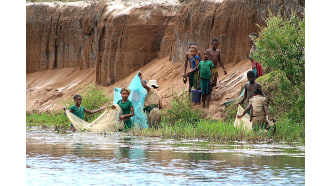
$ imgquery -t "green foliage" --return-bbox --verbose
[165,89,205,124]
[253,10,305,86]
[26,110,69,132]
[253,10,305,123]
[62,82,111,122]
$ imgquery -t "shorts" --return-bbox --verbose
[211,68,218,87]
[200,79,211,95]
[189,72,201,90]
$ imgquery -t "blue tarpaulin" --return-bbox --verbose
[113,72,148,129]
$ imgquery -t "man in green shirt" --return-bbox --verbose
[198,51,214,108]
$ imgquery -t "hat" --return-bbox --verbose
[147,80,159,88]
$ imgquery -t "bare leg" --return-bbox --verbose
[188,85,191,99]
[206,94,210,108]
[202,95,206,108]
[70,126,76,132]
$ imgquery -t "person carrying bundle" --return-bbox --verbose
[138,72,162,128]
[237,88,276,134]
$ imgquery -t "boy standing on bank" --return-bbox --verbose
[198,50,214,108]
[237,71,265,114]
[207,38,227,87]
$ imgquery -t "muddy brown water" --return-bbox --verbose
[26,127,305,185]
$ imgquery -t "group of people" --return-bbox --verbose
[65,72,162,132]
[183,35,274,132]
[66,34,275,133]
[183,38,227,108]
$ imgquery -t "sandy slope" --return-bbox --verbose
[26,56,251,119]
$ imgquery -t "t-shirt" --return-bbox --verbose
[190,55,201,70]
[198,60,214,79]
[117,100,133,120]
[69,105,86,119]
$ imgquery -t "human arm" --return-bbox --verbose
[138,72,151,91]
[63,107,74,113]
[188,56,200,73]
[237,85,247,106]
[237,103,252,118]
[218,50,227,75]
[184,53,189,77]
[159,99,162,109]
[84,107,105,114]
[263,101,276,122]
[119,106,135,120]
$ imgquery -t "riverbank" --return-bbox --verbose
[26,112,305,143]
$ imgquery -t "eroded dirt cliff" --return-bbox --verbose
[26,0,304,116]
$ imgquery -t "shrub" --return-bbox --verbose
[253,10,305,123]
[62,82,111,122]
[165,89,205,125]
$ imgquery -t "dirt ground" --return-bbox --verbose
[26,56,251,120]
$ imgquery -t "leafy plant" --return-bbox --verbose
[62,82,111,122]
[165,89,205,125]
[253,9,305,123]
[253,9,305,87]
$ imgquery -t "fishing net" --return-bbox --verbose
[113,72,148,129]
[65,104,123,132]
[234,105,253,131]
[66,72,149,132]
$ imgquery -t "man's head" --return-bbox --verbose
[190,47,197,56]
[211,38,219,50]
[254,88,263,96]
[203,50,209,61]
[73,94,82,106]
[247,70,256,83]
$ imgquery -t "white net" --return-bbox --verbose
[65,104,124,133]
[234,105,253,131]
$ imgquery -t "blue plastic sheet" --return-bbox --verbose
[113,72,148,129]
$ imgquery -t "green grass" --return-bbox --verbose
[26,110,70,132]
[133,118,304,143]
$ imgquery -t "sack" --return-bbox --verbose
[234,105,253,131]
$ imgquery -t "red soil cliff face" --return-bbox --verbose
[26,0,304,83]
[26,0,304,114]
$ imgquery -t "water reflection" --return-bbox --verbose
[26,127,305,185]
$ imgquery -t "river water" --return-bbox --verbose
[26,127,305,185]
